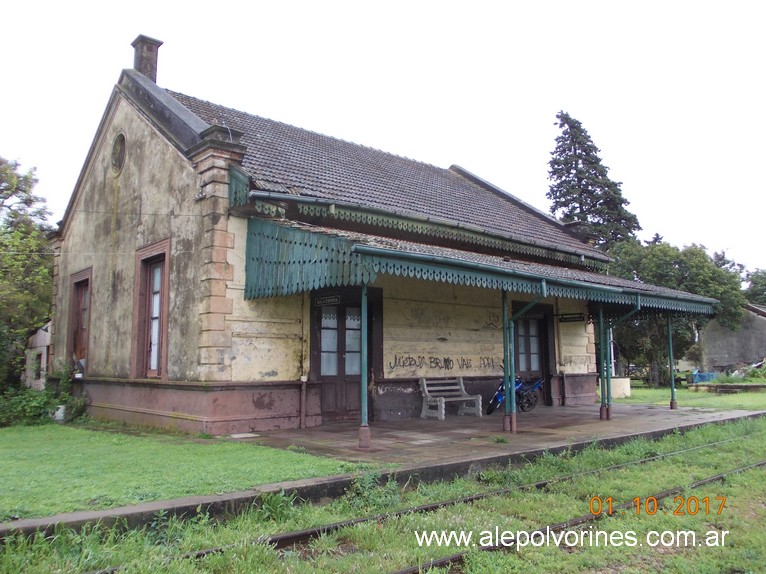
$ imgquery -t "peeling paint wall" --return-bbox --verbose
[369,276,597,417]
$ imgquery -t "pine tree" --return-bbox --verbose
[547,111,641,247]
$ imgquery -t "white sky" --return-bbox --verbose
[2,1,764,271]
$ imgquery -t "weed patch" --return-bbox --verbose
[255,491,297,522]
[344,473,402,514]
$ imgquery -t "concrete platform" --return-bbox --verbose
[230,403,766,466]
[3,403,764,539]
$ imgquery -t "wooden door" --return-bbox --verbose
[319,304,363,420]
[515,318,543,380]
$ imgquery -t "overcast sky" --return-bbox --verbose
[2,1,764,272]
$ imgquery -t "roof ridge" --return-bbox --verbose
[448,165,606,260]
[448,165,560,225]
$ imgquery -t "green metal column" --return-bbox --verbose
[506,318,518,432]
[504,281,546,433]
[606,327,613,419]
[598,304,607,420]
[358,284,371,448]
[502,290,513,432]
[668,314,677,410]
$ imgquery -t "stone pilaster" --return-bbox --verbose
[187,126,246,382]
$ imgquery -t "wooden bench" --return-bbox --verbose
[419,377,482,420]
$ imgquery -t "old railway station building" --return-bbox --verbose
[51,36,715,443]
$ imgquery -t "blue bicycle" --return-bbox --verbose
[486,377,544,415]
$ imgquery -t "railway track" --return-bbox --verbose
[83,435,762,574]
[391,460,766,574]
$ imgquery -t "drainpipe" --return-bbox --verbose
[299,294,307,429]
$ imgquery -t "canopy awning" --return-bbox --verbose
[245,218,717,316]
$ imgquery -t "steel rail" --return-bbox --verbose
[390,460,766,574]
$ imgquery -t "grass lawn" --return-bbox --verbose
[0,425,369,521]
[615,385,766,410]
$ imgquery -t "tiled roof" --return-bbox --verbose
[168,91,609,263]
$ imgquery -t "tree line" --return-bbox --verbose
[548,111,764,382]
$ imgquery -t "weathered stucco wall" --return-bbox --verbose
[52,95,206,380]
[379,276,506,380]
[555,299,597,375]
[226,216,306,383]
[372,276,596,416]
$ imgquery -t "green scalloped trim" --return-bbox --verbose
[245,219,374,299]
[252,200,285,218]
[244,219,714,315]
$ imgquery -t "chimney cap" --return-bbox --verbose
[131,34,163,49]
[131,34,163,83]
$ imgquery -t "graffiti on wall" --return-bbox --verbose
[387,354,500,373]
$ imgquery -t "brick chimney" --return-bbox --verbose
[131,35,163,82]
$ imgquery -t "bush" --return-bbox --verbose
[63,395,88,422]
[0,387,56,427]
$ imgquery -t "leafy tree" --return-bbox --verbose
[745,269,766,306]
[0,157,47,222]
[547,111,641,247]
[712,250,746,282]
[607,239,746,384]
[0,157,53,389]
